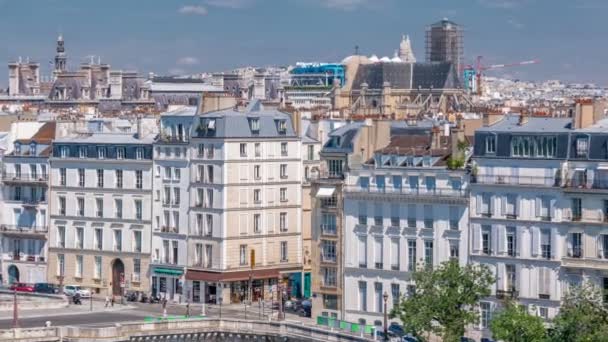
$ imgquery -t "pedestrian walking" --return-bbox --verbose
[111,295,115,307]
[186,302,190,317]
[104,296,110,308]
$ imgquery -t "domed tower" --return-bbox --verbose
[54,34,67,73]
[399,34,416,63]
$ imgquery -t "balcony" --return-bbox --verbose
[5,253,45,262]
[0,225,48,236]
[564,174,608,193]
[345,185,467,198]
[562,256,608,270]
[320,224,337,236]
[563,211,602,224]
[472,174,558,187]
[160,226,179,234]
[496,289,519,300]
[2,173,49,185]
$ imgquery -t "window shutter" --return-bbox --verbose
[496,263,505,291]
[598,235,604,258]
[497,225,506,254]
[358,236,367,266]
[391,239,399,268]
[535,198,541,217]
[567,234,573,256]
[531,227,540,257]
[550,198,557,220]
[501,196,507,216]
[587,169,595,188]
[476,194,482,215]
[472,224,481,253]
[551,228,559,259]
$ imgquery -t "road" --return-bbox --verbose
[0,301,310,329]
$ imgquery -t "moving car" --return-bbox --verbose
[9,282,34,292]
[34,283,59,294]
[63,285,91,298]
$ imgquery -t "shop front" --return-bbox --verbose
[186,267,301,304]
[151,266,184,303]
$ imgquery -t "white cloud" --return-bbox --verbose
[205,0,254,9]
[320,0,371,11]
[178,5,208,15]
[506,18,524,29]
[177,56,200,66]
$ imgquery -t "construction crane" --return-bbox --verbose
[464,56,540,95]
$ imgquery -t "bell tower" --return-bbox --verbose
[54,34,67,73]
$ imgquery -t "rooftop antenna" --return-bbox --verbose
[354,45,360,55]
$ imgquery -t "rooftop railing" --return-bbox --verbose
[471,174,559,187]
[345,185,467,197]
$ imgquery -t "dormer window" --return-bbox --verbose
[79,146,86,158]
[250,118,260,134]
[485,135,496,154]
[117,147,126,160]
[14,143,21,154]
[277,120,287,134]
[30,143,36,155]
[60,146,68,158]
[422,156,431,167]
[97,146,106,159]
[576,137,588,158]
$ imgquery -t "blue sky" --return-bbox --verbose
[0,0,607,86]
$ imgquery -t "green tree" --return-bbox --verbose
[489,301,546,342]
[548,284,608,342]
[390,260,494,342]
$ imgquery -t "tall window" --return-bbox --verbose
[115,199,123,218]
[205,214,213,236]
[482,225,491,255]
[570,232,582,258]
[307,145,314,160]
[280,241,288,262]
[58,196,66,215]
[57,226,66,248]
[114,229,122,251]
[117,147,125,159]
[195,243,203,265]
[254,143,261,157]
[94,228,103,250]
[321,240,336,262]
[94,256,102,279]
[240,143,247,157]
[449,240,459,259]
[280,164,287,178]
[424,241,433,267]
[97,146,106,159]
[75,255,83,278]
[136,170,143,189]
[281,142,288,156]
[133,259,141,279]
[97,169,104,188]
[57,254,65,276]
[135,199,142,220]
[571,198,582,221]
[173,188,180,205]
[239,245,247,265]
[506,264,517,291]
[507,226,517,257]
[449,206,459,230]
[205,245,213,268]
[136,147,143,160]
[480,302,491,328]
[279,212,287,231]
[253,214,261,233]
[79,146,86,158]
[407,204,416,228]
[407,239,416,271]
[78,168,85,187]
[280,188,287,202]
[576,137,589,158]
[323,267,337,286]
[391,239,400,270]
[358,281,367,312]
[423,205,433,229]
[374,238,383,269]
[76,227,84,249]
[359,236,367,267]
[327,159,343,177]
[77,197,85,217]
[60,168,66,186]
[254,165,261,179]
[375,282,383,313]
[541,229,551,259]
[133,230,142,253]
[96,198,103,217]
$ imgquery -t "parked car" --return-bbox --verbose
[9,282,34,292]
[389,323,406,337]
[63,285,91,298]
[34,283,59,294]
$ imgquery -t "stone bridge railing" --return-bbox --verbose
[0,318,372,342]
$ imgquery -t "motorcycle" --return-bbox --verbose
[148,294,160,304]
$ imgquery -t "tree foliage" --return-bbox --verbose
[548,284,608,342]
[390,260,494,342]
[489,301,546,342]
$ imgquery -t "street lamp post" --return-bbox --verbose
[219,297,223,320]
[383,291,389,341]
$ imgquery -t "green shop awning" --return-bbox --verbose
[154,268,184,276]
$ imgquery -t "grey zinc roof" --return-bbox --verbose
[54,133,156,144]
[195,100,296,138]
[477,114,573,133]
[351,62,460,90]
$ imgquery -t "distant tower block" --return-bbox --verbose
[54,34,67,73]
[399,35,416,63]
[425,18,463,78]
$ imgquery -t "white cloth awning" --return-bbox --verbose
[316,187,336,198]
